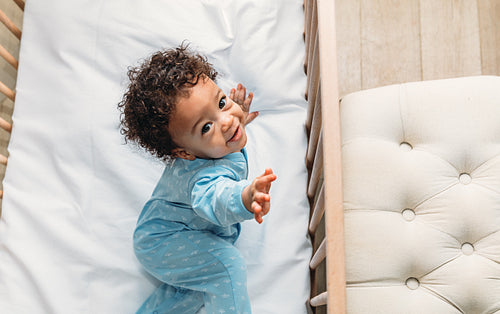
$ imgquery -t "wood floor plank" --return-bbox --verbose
[420,0,482,80]
[335,0,361,97]
[478,0,500,75]
[360,0,422,90]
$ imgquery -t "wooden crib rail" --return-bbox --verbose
[0,80,15,102]
[12,0,25,11]
[0,43,18,69]
[304,0,346,313]
[0,0,23,202]
[0,9,22,40]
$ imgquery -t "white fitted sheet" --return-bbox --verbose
[0,0,311,313]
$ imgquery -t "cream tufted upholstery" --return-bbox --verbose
[341,76,500,313]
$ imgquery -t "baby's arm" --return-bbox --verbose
[242,168,277,224]
[230,84,258,125]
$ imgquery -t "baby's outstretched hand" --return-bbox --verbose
[242,168,277,224]
[230,83,258,125]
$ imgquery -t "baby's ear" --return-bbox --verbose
[171,148,196,161]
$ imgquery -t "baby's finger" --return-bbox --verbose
[255,173,277,190]
[241,85,247,99]
[263,169,276,193]
[230,88,235,100]
[252,201,262,214]
[245,111,259,124]
[254,191,270,204]
[257,212,264,224]
[243,92,253,110]
[235,84,244,99]
[265,181,271,194]
[252,202,263,224]
[261,200,271,216]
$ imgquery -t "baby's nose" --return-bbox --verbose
[220,113,233,132]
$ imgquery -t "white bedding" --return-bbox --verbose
[0,0,311,313]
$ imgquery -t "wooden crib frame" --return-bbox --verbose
[303,0,345,313]
[0,0,344,312]
[0,0,23,201]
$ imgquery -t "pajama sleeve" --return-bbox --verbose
[189,165,254,227]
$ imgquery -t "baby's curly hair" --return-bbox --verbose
[118,44,217,160]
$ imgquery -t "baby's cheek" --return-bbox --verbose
[208,145,230,159]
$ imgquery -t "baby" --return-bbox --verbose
[118,45,276,314]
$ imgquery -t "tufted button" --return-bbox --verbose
[399,142,412,152]
[406,277,420,290]
[459,173,472,184]
[402,208,415,221]
[461,242,474,255]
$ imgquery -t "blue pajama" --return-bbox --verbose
[134,150,253,314]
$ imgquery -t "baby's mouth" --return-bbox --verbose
[228,126,242,143]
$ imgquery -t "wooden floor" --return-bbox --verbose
[336,0,500,97]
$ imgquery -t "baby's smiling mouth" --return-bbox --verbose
[228,125,242,143]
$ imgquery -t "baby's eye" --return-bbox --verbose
[201,123,212,134]
[219,97,226,109]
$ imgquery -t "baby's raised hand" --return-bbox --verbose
[242,168,277,224]
[230,83,258,125]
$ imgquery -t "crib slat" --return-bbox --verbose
[307,135,323,199]
[0,153,7,165]
[306,0,317,72]
[0,116,12,133]
[310,291,328,307]
[310,237,326,270]
[309,183,325,235]
[304,0,318,98]
[13,0,25,11]
[304,0,314,50]
[0,44,18,69]
[306,93,322,168]
[0,81,15,102]
[306,80,319,132]
[0,9,22,40]
[306,124,320,169]
[305,30,320,102]
[305,33,320,129]
[304,0,316,75]
[306,66,321,127]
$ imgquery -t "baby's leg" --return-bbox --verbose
[136,284,203,314]
[189,231,251,314]
[135,229,251,314]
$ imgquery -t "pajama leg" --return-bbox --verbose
[136,284,203,314]
[134,229,251,314]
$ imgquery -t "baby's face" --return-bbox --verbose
[168,77,247,160]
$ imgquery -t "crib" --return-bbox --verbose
[1,0,500,313]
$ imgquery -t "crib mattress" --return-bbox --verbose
[0,0,311,313]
